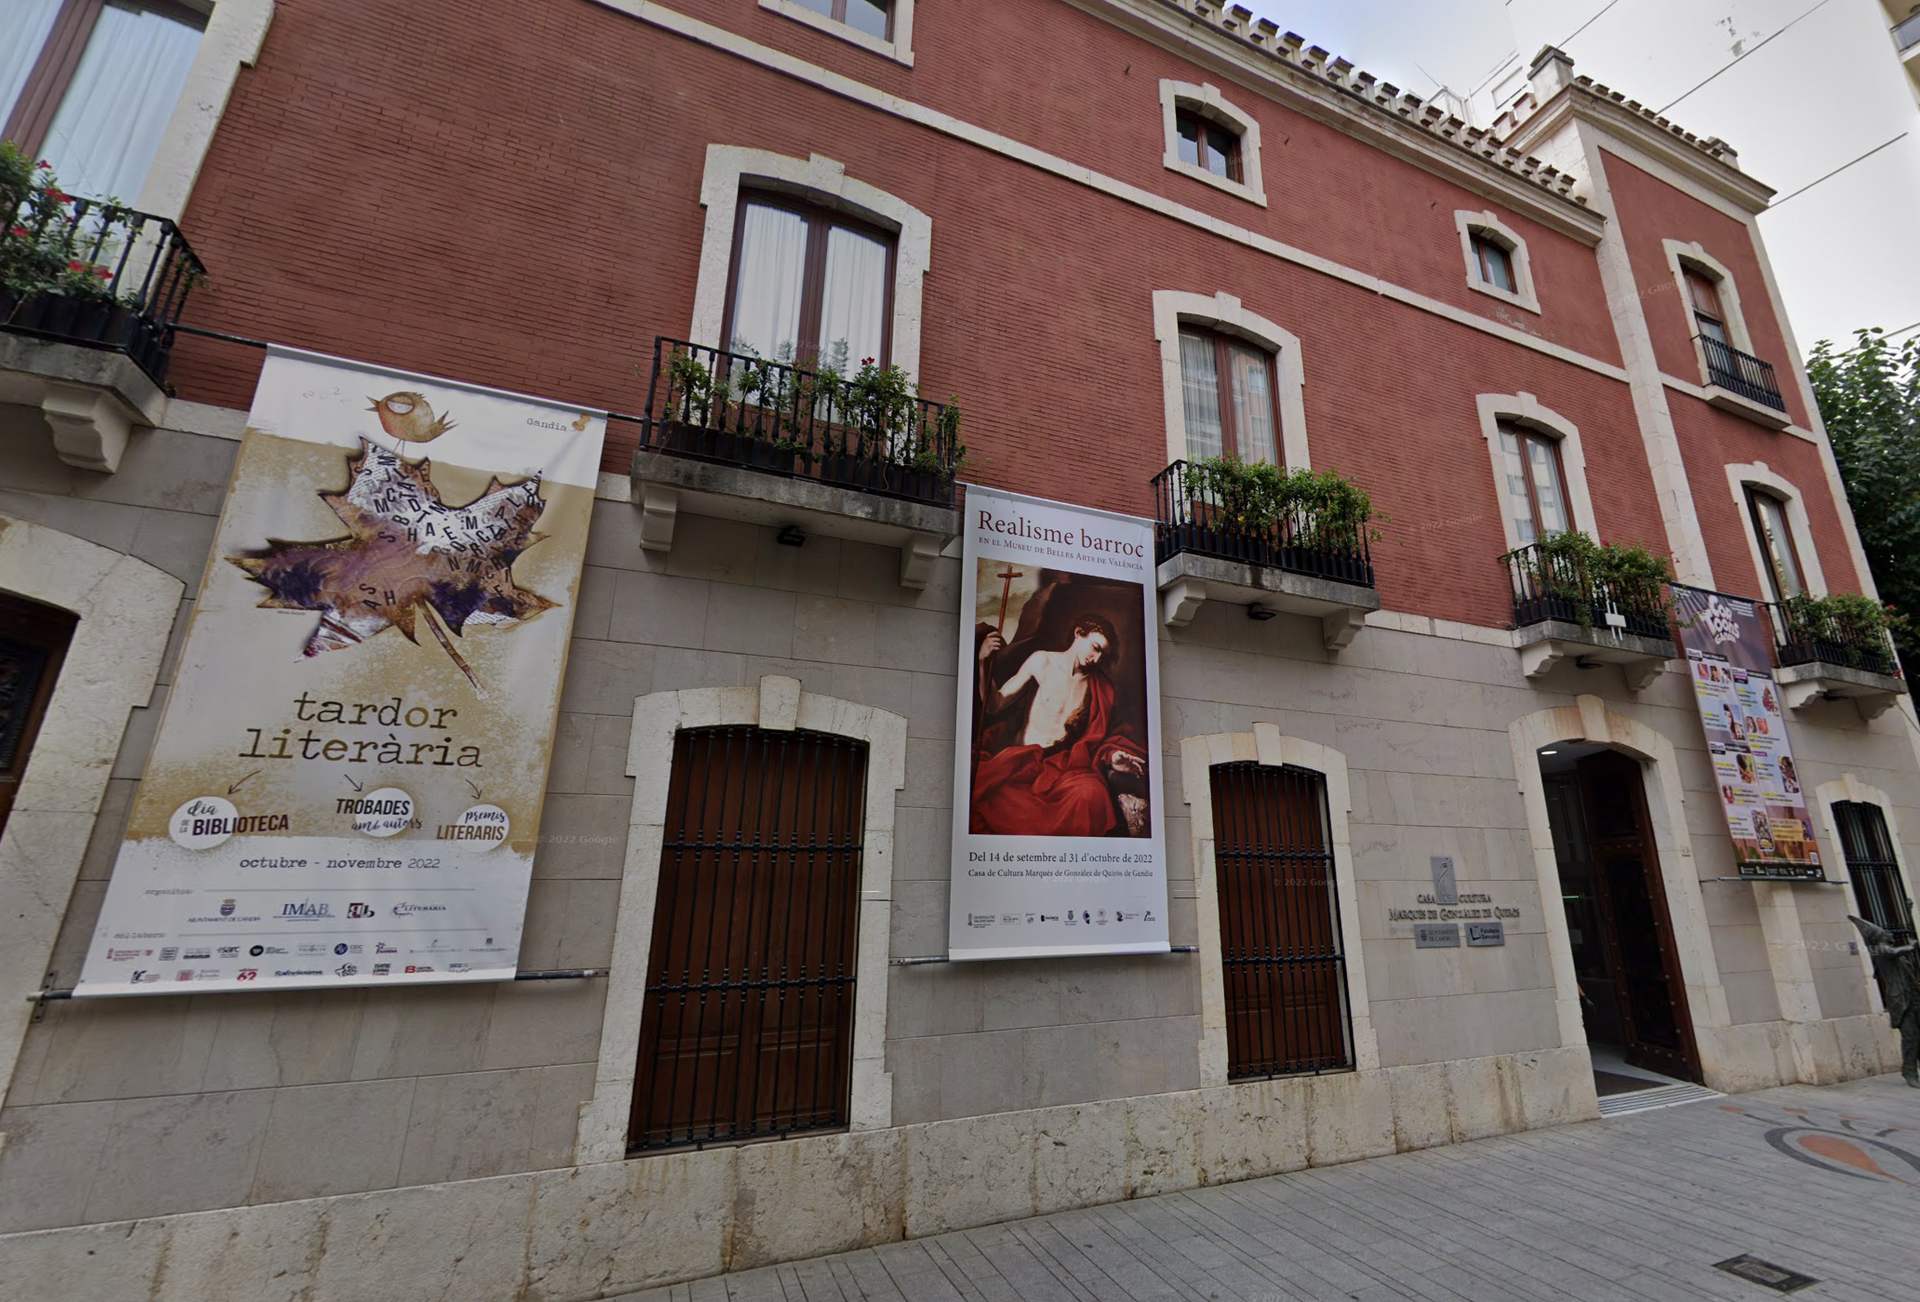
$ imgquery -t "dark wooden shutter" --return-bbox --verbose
[0,593,78,837]
[1210,761,1352,1078]
[628,726,867,1152]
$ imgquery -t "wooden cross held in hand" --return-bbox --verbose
[995,565,1022,636]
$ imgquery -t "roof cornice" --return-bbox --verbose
[1069,0,1609,244]
[1502,82,1777,216]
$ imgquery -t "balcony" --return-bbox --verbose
[0,188,203,471]
[1151,458,1380,651]
[1503,541,1675,689]
[628,338,961,588]
[1766,598,1907,718]
[1895,11,1920,53]
[1696,334,1791,429]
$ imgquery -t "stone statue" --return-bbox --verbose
[1850,915,1920,1088]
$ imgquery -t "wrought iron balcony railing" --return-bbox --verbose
[1151,459,1376,588]
[1697,334,1786,414]
[636,337,959,508]
[1503,542,1672,640]
[1767,600,1903,679]
[1895,11,1920,53]
[0,192,203,384]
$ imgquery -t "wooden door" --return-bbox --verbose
[0,593,77,837]
[628,726,868,1152]
[1210,761,1352,1078]
[1576,751,1701,1082]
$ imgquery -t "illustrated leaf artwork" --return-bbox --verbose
[230,439,553,696]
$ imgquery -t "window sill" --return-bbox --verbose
[1466,277,1540,315]
[1161,154,1266,207]
[758,0,913,66]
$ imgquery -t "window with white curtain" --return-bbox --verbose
[1497,420,1571,545]
[1178,324,1278,464]
[724,193,895,372]
[1,0,206,204]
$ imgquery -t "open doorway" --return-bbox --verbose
[1540,744,1703,1093]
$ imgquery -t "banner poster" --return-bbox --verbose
[77,347,606,995]
[1671,584,1824,880]
[948,485,1169,959]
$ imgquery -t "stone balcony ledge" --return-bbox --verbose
[1773,659,1906,719]
[1513,619,1674,691]
[1703,382,1792,431]
[0,333,169,473]
[1156,550,1381,651]
[630,449,960,589]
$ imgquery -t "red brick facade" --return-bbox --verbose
[161,0,1852,628]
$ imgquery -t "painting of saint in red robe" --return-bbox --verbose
[969,565,1151,838]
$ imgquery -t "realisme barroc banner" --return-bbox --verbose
[949,485,1169,959]
[1672,585,1824,880]
[77,347,606,995]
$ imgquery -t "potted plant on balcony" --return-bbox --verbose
[1513,532,1674,632]
[0,144,129,343]
[1182,455,1379,574]
[1779,591,1906,677]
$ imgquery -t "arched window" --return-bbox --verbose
[1152,291,1306,469]
[1455,210,1540,314]
[1158,80,1266,206]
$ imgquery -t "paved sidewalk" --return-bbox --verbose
[619,1074,1920,1302]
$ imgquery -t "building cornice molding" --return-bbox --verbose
[1067,0,1607,244]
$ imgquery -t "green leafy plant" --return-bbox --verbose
[1512,531,1675,630]
[1780,591,1906,671]
[1184,455,1382,550]
[0,141,122,308]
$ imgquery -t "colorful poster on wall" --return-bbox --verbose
[948,485,1169,959]
[76,347,605,995]
[1671,584,1824,880]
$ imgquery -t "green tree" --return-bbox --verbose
[1808,327,1920,679]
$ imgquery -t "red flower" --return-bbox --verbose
[68,260,84,271]
[35,160,50,170]
[46,189,69,203]
[93,266,110,278]
[7,226,27,238]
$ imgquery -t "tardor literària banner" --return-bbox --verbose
[1671,584,1824,880]
[949,485,1170,959]
[78,347,605,994]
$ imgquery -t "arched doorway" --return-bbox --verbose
[1539,743,1702,1085]
[0,592,77,836]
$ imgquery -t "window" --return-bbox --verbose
[1175,108,1240,182]
[786,0,890,40]
[1686,268,1729,346]
[723,193,895,373]
[1745,487,1805,601]
[1833,801,1916,949]
[1178,325,1279,464]
[1472,234,1516,293]
[0,593,76,837]
[1498,420,1571,544]
[629,725,868,1152]
[1209,761,1352,1079]
[1,0,206,203]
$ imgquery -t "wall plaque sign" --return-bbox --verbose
[1466,921,1506,947]
[78,347,605,995]
[1415,923,1462,948]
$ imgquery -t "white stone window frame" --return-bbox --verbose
[758,0,914,67]
[1812,775,1920,1020]
[1725,461,1828,598]
[1180,724,1378,1085]
[689,146,931,382]
[575,676,906,1163]
[128,0,275,221]
[1456,210,1540,315]
[1475,392,1600,554]
[1158,80,1267,207]
[0,517,183,1104]
[1152,290,1307,469]
[1664,240,1757,369]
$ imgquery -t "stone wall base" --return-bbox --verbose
[1698,1012,1903,1094]
[0,1046,1595,1302]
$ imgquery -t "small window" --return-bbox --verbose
[1178,325,1278,464]
[1498,421,1571,545]
[787,0,891,40]
[1833,801,1916,951]
[1745,488,1805,601]
[1686,268,1729,346]
[1175,108,1241,182]
[1472,234,1516,294]
[0,0,206,202]
[724,193,896,372]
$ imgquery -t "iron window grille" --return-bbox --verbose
[629,726,868,1153]
[1210,761,1354,1079]
[1833,801,1916,951]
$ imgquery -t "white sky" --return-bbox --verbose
[1245,1,1920,353]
